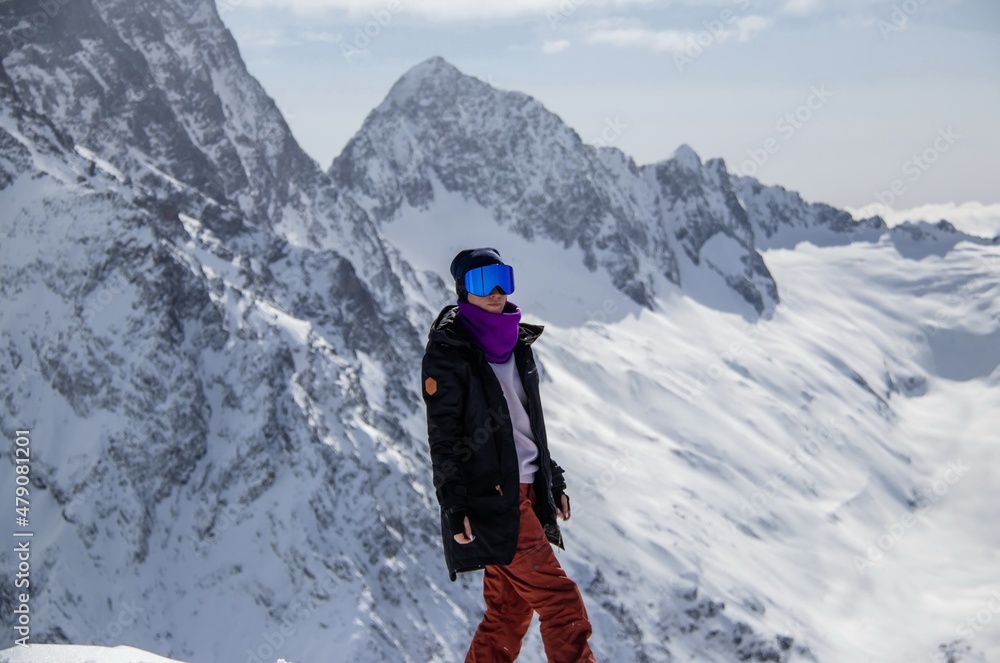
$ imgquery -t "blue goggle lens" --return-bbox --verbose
[464,264,515,297]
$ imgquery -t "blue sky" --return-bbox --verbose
[217,0,999,213]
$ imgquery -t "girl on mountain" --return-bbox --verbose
[421,247,597,662]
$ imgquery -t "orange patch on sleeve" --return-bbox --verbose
[424,376,438,396]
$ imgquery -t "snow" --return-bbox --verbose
[138,159,189,192]
[4,136,997,663]
[380,177,640,329]
[0,644,186,663]
[3,10,999,659]
[254,298,312,347]
[849,201,1000,240]
[672,143,703,170]
[0,117,78,186]
[379,177,1000,661]
[72,44,113,94]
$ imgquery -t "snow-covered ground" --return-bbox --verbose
[2,168,996,663]
[385,186,1000,662]
[0,644,186,663]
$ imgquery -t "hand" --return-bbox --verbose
[556,493,571,521]
[453,516,475,544]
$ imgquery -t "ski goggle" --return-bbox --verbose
[464,264,515,297]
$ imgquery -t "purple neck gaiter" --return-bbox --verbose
[457,300,521,363]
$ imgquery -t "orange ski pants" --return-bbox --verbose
[465,483,597,663]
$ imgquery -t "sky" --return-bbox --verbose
[216,0,1000,216]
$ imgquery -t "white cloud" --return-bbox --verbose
[542,39,571,54]
[732,15,773,41]
[847,201,1000,239]
[781,0,822,15]
[229,27,342,47]
[233,0,649,21]
[586,27,687,53]
[238,29,304,47]
[584,15,773,55]
[301,30,343,43]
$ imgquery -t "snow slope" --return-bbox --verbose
[381,184,1000,663]
[0,644,185,663]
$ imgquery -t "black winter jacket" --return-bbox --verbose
[421,305,567,581]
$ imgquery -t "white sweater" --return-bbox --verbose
[489,356,540,484]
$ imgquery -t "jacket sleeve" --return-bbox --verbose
[550,458,567,494]
[421,344,468,515]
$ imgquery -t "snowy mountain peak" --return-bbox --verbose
[0,0,329,228]
[334,59,783,313]
[671,143,703,170]
[380,55,521,116]
[386,55,463,94]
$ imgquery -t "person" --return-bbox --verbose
[421,247,598,663]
